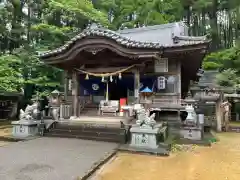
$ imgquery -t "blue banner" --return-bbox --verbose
[78,75,157,95]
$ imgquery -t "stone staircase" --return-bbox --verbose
[44,120,129,143]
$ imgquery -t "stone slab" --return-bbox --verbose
[0,135,39,142]
[0,137,118,180]
[176,138,212,146]
[229,126,240,133]
[118,144,169,156]
[130,126,160,133]
[176,132,216,146]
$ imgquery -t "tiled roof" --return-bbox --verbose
[40,22,210,58]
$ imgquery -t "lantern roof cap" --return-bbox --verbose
[141,87,153,93]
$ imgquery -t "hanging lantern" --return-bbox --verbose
[110,75,113,82]
[101,76,105,82]
[118,73,122,80]
[85,74,89,80]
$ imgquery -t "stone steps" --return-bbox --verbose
[44,121,128,143]
[46,133,124,143]
[46,130,125,142]
[52,123,123,133]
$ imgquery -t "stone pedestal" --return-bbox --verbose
[180,127,203,140]
[130,126,161,149]
[11,120,38,138]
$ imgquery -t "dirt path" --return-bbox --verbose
[0,126,12,147]
[92,133,240,180]
[0,127,11,137]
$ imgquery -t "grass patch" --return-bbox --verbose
[0,127,12,137]
[229,121,240,127]
[0,121,12,137]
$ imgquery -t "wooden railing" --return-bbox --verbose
[60,104,72,119]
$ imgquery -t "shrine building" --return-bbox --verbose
[39,22,210,122]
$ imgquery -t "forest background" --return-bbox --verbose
[0,0,239,105]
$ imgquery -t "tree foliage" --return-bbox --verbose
[216,69,240,88]
[0,0,239,100]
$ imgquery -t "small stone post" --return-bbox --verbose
[215,92,224,132]
[32,93,45,136]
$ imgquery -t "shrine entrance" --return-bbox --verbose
[109,80,128,101]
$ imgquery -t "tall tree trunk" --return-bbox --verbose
[208,0,219,51]
[27,1,31,45]
[201,9,206,35]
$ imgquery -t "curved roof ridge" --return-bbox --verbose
[176,35,208,41]
[39,27,164,58]
[39,23,210,58]
[118,21,186,34]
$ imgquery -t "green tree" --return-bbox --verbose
[0,0,240,99]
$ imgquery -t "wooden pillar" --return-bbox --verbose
[105,81,109,101]
[177,61,181,98]
[72,70,79,117]
[63,71,69,101]
[133,68,140,103]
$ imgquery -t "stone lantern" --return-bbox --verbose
[140,86,153,109]
[49,89,62,120]
[185,105,197,124]
[181,92,203,141]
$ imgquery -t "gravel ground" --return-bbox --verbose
[0,137,117,180]
[92,133,240,180]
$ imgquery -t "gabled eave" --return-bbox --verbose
[39,23,211,61]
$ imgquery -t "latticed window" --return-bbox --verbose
[157,76,166,90]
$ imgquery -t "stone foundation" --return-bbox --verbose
[180,127,203,140]
[12,120,38,138]
[130,126,160,149]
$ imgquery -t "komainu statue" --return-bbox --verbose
[19,102,39,121]
[136,108,156,128]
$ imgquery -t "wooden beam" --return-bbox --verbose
[76,66,135,73]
